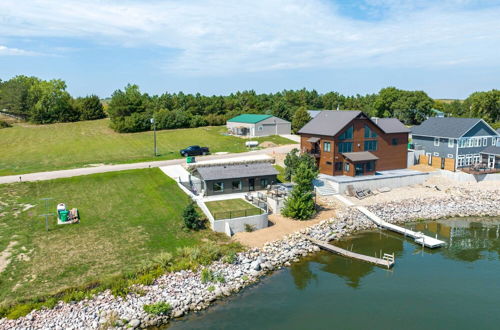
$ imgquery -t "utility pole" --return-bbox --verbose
[150,118,157,156]
[40,197,54,231]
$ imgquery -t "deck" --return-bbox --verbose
[305,236,394,269]
[461,167,500,175]
[356,206,446,248]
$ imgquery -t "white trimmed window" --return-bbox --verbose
[457,155,465,167]
[482,137,488,146]
[323,141,331,152]
[447,154,454,158]
[434,138,440,146]
[258,126,264,131]
[473,154,481,164]
[497,137,500,146]
[448,139,454,148]
[474,138,480,147]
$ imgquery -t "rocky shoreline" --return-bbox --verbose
[1,189,499,330]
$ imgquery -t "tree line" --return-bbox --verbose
[0,76,105,124]
[1,75,498,132]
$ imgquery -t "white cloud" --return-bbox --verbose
[0,0,499,74]
[0,45,38,56]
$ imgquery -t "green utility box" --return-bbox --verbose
[186,156,196,164]
[59,210,69,222]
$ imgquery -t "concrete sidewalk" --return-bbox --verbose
[0,144,298,185]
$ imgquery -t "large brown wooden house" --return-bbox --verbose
[298,111,409,176]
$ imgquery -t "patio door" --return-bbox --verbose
[249,178,255,191]
[488,155,495,169]
[355,163,364,176]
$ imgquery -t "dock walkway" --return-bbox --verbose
[305,236,394,269]
[332,195,446,249]
[356,206,446,248]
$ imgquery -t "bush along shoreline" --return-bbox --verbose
[1,189,499,329]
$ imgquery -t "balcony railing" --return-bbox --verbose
[305,149,320,158]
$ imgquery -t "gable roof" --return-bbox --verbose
[298,110,409,136]
[195,162,278,181]
[227,114,272,124]
[376,118,410,133]
[411,117,486,138]
[298,110,362,136]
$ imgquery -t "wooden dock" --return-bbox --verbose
[305,236,395,269]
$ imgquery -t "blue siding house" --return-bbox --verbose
[411,117,500,171]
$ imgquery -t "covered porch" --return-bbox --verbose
[342,151,379,177]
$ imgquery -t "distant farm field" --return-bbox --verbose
[0,168,238,307]
[0,119,295,176]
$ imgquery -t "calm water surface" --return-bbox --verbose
[169,217,500,330]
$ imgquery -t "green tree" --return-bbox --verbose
[28,79,77,123]
[284,148,300,181]
[107,84,150,132]
[463,90,499,123]
[282,161,318,220]
[292,106,312,133]
[0,75,40,118]
[373,87,433,124]
[76,95,106,121]
[183,202,204,230]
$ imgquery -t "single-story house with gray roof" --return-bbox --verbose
[193,162,279,196]
[226,114,290,137]
[411,117,499,171]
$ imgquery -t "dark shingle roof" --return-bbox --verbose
[298,110,361,136]
[480,145,500,156]
[298,110,409,136]
[196,162,278,181]
[411,117,484,138]
[376,118,410,133]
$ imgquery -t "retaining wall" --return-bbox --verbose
[212,212,269,235]
[439,170,500,183]
[333,172,430,194]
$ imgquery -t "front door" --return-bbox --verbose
[488,155,495,168]
[426,153,432,165]
[249,178,255,191]
[355,163,364,176]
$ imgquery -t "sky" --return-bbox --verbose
[0,0,499,99]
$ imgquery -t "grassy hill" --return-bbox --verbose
[0,119,294,176]
[0,168,240,310]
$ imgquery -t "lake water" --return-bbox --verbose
[169,217,500,330]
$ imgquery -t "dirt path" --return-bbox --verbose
[233,207,337,248]
[0,241,17,273]
[0,144,298,185]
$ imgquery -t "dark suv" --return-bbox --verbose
[179,145,209,157]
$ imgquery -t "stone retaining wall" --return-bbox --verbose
[2,189,498,329]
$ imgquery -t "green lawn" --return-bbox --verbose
[0,119,295,176]
[0,168,237,307]
[205,199,262,220]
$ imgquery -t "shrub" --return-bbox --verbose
[154,252,174,269]
[109,279,131,297]
[143,302,172,316]
[0,120,12,129]
[183,202,204,230]
[201,268,215,283]
[5,303,34,319]
[222,252,237,264]
[214,274,226,283]
[207,285,215,292]
[244,223,256,232]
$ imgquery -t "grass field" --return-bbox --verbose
[205,199,262,220]
[0,119,295,176]
[0,168,239,307]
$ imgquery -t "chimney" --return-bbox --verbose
[371,117,379,124]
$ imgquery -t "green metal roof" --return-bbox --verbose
[227,114,272,124]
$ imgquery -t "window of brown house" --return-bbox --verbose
[323,141,331,152]
[335,162,343,171]
[391,138,398,145]
[326,161,332,165]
